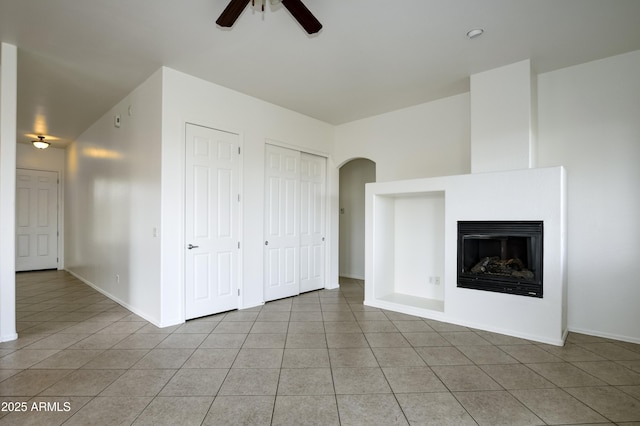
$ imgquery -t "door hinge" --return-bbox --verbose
[237,194,240,202]
[237,242,240,249]
[237,289,240,296]
[238,147,241,155]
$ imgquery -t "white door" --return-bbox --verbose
[185,124,240,319]
[264,144,300,301]
[15,169,59,271]
[300,153,326,293]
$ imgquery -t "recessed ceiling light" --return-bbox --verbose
[466,28,484,39]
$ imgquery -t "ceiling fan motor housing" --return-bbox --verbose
[217,0,322,34]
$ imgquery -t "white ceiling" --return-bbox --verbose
[2,0,640,148]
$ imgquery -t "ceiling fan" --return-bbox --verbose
[216,0,322,34]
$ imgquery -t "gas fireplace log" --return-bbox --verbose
[470,257,534,280]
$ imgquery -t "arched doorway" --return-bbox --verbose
[339,158,376,280]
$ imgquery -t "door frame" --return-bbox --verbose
[264,139,331,298]
[16,167,64,271]
[182,122,244,320]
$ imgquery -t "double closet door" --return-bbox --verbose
[264,144,326,302]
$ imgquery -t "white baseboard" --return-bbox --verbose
[65,269,168,329]
[339,273,365,280]
[0,333,18,343]
[568,326,640,345]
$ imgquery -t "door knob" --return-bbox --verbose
[187,244,199,250]
[265,241,269,246]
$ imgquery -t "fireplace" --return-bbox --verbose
[457,221,543,297]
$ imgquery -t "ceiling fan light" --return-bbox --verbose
[32,136,50,149]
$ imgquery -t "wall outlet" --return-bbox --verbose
[114,114,121,128]
[116,274,120,283]
[434,276,441,285]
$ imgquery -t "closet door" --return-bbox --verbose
[185,124,240,319]
[264,144,301,301]
[299,153,326,293]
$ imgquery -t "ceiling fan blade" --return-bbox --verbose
[216,0,251,27]
[281,0,322,34]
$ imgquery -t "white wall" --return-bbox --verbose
[17,144,66,268]
[160,68,336,326]
[51,46,640,343]
[0,43,18,342]
[334,93,471,182]
[471,60,536,172]
[537,50,640,342]
[338,50,640,343]
[17,143,66,170]
[65,69,163,325]
[339,158,375,279]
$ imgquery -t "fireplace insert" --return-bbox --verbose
[457,221,543,298]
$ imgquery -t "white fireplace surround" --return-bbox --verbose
[364,166,567,345]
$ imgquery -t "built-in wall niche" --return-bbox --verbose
[370,191,445,313]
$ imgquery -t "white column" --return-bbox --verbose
[0,42,18,342]
[470,59,537,173]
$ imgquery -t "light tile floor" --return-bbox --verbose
[1,270,640,425]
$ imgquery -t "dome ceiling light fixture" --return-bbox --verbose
[466,28,485,39]
[32,135,50,149]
